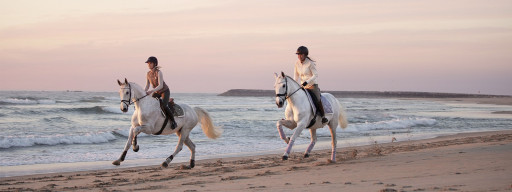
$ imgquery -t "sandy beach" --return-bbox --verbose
[1,97,511,192]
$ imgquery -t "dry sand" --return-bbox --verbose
[1,131,511,192]
[1,97,511,192]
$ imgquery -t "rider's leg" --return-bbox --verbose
[309,84,328,123]
[162,90,177,129]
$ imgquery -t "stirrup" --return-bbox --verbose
[171,120,177,129]
[321,117,328,124]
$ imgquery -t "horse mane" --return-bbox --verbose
[127,82,145,95]
[284,75,301,87]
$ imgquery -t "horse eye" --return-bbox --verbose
[282,84,285,88]
[126,91,129,94]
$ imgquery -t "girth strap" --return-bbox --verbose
[154,118,169,135]
[154,98,171,135]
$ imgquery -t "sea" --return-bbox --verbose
[1,91,511,177]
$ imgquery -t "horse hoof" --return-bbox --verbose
[190,160,195,168]
[285,137,290,144]
[112,160,121,166]
[327,159,336,163]
[304,153,309,158]
[161,161,169,168]
[133,145,139,152]
[282,156,288,161]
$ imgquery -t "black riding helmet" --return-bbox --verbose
[145,56,158,66]
[296,46,308,56]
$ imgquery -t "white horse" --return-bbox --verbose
[113,78,222,168]
[274,72,348,162]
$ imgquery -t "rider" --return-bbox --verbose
[293,46,328,124]
[144,56,177,129]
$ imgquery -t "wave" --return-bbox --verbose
[105,96,120,101]
[62,106,133,114]
[80,96,119,103]
[347,117,437,132]
[113,129,149,137]
[0,98,56,105]
[0,132,117,149]
[42,116,73,123]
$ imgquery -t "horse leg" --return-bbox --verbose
[282,122,306,160]
[161,129,190,168]
[184,137,196,168]
[131,125,143,152]
[132,135,139,152]
[113,127,135,165]
[277,119,297,144]
[304,129,317,158]
[328,123,338,163]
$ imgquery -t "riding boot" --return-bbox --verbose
[164,105,177,129]
[308,88,328,124]
[316,98,328,124]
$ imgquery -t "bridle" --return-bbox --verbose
[275,76,303,101]
[120,83,148,107]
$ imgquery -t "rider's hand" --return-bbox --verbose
[302,82,308,87]
[146,91,151,96]
[152,92,160,98]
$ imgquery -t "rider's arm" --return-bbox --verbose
[150,71,165,93]
[305,61,318,85]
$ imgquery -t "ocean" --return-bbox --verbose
[1,91,511,177]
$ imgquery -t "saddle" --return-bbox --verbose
[154,98,184,135]
[165,98,185,117]
[304,91,333,128]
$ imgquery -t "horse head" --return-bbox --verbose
[117,78,130,113]
[274,72,288,108]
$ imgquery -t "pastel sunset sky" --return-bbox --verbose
[1,0,511,95]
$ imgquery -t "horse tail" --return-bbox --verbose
[194,107,222,139]
[335,98,349,129]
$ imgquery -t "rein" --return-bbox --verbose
[121,83,149,107]
[276,76,304,101]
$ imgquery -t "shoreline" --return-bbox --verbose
[218,89,512,98]
[1,130,511,191]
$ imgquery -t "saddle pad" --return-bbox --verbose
[321,96,333,114]
[170,103,184,117]
[305,91,333,115]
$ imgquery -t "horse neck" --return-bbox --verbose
[285,76,307,107]
[130,83,159,111]
[128,83,144,99]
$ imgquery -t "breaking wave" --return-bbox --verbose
[0,132,117,149]
[0,98,56,105]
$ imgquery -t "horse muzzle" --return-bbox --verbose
[276,101,284,108]
[120,103,129,113]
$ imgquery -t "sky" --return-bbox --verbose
[1,0,511,95]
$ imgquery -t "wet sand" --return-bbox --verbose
[1,130,511,192]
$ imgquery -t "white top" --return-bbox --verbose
[293,58,318,89]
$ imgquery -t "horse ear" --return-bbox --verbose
[124,78,128,84]
[274,72,278,78]
[281,71,285,77]
[117,79,122,86]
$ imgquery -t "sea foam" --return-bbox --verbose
[346,117,437,132]
[0,132,117,149]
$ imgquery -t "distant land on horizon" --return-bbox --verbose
[218,89,512,98]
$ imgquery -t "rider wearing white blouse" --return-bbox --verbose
[293,46,328,124]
